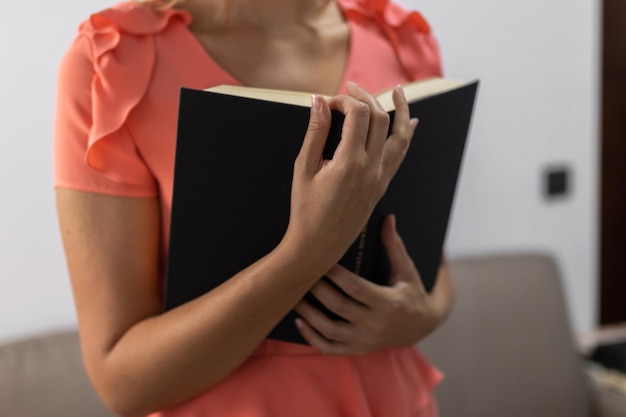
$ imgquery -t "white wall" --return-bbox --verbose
[0,0,598,343]
[0,0,113,344]
[404,0,600,335]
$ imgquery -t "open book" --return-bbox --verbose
[206,77,468,112]
[164,77,479,344]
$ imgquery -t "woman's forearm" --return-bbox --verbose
[94,242,327,417]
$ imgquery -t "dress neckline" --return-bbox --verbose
[181,0,354,96]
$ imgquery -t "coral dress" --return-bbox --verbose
[53,0,444,415]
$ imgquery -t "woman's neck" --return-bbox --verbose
[183,0,333,33]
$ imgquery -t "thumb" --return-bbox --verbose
[295,95,331,176]
[381,215,423,288]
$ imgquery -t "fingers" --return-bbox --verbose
[380,86,419,181]
[293,272,386,354]
[294,317,358,356]
[330,83,418,190]
[324,264,390,308]
[294,300,352,344]
[380,214,407,276]
[294,258,435,355]
[295,95,332,176]
[345,81,390,156]
[307,279,368,323]
[381,214,425,290]
[327,93,371,159]
[300,83,416,178]
[327,82,389,163]
[391,85,413,139]
[294,297,377,356]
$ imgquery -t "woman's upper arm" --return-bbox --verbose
[56,189,162,367]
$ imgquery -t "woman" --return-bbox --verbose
[54,0,454,416]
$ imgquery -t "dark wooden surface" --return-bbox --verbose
[600,0,626,324]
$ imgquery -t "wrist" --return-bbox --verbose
[277,225,345,277]
[271,233,334,286]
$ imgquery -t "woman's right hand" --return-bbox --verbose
[284,82,418,270]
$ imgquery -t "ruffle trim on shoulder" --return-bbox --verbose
[339,0,443,80]
[77,2,190,185]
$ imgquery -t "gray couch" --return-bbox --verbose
[0,330,114,417]
[420,253,626,417]
[1,253,625,417]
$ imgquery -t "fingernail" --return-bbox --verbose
[347,81,360,89]
[295,318,305,329]
[311,95,321,112]
[409,117,419,130]
[396,85,406,100]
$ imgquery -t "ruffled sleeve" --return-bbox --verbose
[339,0,443,80]
[53,2,190,195]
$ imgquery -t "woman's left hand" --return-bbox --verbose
[294,214,454,356]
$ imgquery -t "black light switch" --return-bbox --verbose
[544,166,570,199]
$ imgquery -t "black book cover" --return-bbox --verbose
[164,81,478,344]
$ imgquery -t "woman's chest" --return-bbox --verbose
[192,27,350,95]
[125,17,409,204]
